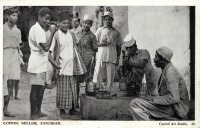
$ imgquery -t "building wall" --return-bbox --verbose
[128,6,191,96]
[128,6,190,70]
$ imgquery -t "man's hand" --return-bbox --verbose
[50,25,58,34]
[97,37,109,47]
[101,41,109,46]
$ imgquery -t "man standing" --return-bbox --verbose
[93,10,123,94]
[27,7,57,120]
[77,14,98,83]
[120,34,155,96]
[130,46,189,120]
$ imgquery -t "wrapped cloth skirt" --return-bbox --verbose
[56,75,78,109]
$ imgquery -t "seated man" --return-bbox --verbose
[119,34,154,96]
[130,46,189,120]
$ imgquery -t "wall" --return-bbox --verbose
[128,6,190,70]
[128,6,191,97]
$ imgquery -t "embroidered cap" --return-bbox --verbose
[156,46,173,61]
[103,11,113,18]
[83,14,94,22]
[123,34,136,47]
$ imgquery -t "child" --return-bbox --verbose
[27,7,57,120]
[3,8,22,117]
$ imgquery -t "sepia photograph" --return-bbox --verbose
[1,1,199,127]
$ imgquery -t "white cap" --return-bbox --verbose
[123,34,136,47]
[156,46,173,61]
[83,14,94,22]
[104,11,113,18]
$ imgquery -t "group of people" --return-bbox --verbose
[3,7,189,121]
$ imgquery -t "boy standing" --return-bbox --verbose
[27,7,57,120]
[3,8,22,117]
[49,11,81,118]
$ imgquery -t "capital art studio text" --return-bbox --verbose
[159,122,188,126]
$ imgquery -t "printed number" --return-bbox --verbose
[191,122,195,125]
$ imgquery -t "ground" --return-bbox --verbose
[3,65,81,120]
[3,65,128,120]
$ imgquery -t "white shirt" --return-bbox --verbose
[3,22,22,49]
[28,22,48,73]
[50,30,74,76]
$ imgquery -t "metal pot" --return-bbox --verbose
[86,82,96,93]
[86,82,96,96]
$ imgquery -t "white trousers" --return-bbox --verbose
[93,61,115,89]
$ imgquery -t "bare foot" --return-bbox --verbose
[69,109,80,115]
[30,115,39,120]
[37,112,47,118]
[15,97,21,100]
[4,111,16,118]
[60,113,70,119]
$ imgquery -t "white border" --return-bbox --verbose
[0,0,199,128]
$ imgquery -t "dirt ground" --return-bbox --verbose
[3,65,81,120]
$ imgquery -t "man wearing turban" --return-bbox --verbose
[130,46,189,120]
